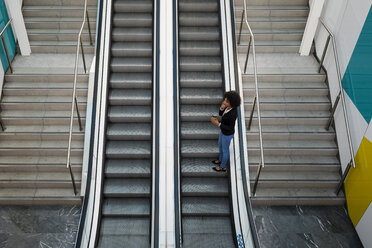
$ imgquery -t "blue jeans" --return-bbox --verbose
[218,132,234,168]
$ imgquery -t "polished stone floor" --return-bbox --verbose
[252,206,363,248]
[0,205,81,248]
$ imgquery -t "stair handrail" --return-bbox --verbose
[0,18,14,131]
[66,0,93,195]
[237,0,264,196]
[317,18,356,194]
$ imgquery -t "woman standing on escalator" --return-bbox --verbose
[211,91,241,172]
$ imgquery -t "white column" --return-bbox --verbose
[158,0,175,247]
[299,0,325,56]
[5,0,31,56]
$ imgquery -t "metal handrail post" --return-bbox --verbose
[319,34,331,73]
[247,95,256,130]
[86,9,93,45]
[326,91,341,130]
[238,9,244,45]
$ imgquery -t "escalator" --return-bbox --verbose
[178,0,236,246]
[97,0,156,247]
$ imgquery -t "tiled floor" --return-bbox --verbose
[0,206,81,248]
[252,206,364,248]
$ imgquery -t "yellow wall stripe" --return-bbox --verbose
[345,137,372,227]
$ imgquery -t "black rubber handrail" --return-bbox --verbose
[173,0,182,247]
[75,0,104,246]
[230,0,260,246]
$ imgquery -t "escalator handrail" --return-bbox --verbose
[230,0,260,247]
[173,0,182,247]
[152,0,161,246]
[75,0,104,246]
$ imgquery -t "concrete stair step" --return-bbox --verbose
[4,73,88,82]
[248,155,340,166]
[234,0,308,7]
[235,5,309,18]
[246,103,330,111]
[23,0,97,6]
[0,132,83,141]
[244,87,328,97]
[251,180,339,189]
[3,88,87,96]
[0,148,83,156]
[22,6,97,18]
[0,187,81,205]
[28,30,94,42]
[24,18,96,29]
[2,117,85,126]
[238,41,304,53]
[30,43,94,54]
[248,170,340,181]
[247,131,335,141]
[247,146,338,156]
[242,73,326,83]
[235,17,307,30]
[1,102,87,111]
[251,188,345,206]
[249,163,340,173]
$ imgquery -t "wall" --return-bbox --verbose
[314,1,372,246]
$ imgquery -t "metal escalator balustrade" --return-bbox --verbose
[97,0,157,247]
[178,0,236,246]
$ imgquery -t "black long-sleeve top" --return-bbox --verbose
[219,107,238,136]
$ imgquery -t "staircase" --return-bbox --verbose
[0,73,88,204]
[0,0,97,204]
[179,0,235,247]
[23,0,96,53]
[235,0,345,205]
[97,0,154,247]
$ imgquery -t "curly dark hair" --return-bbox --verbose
[223,91,241,108]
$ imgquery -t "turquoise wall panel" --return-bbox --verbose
[342,6,372,122]
[0,0,16,71]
